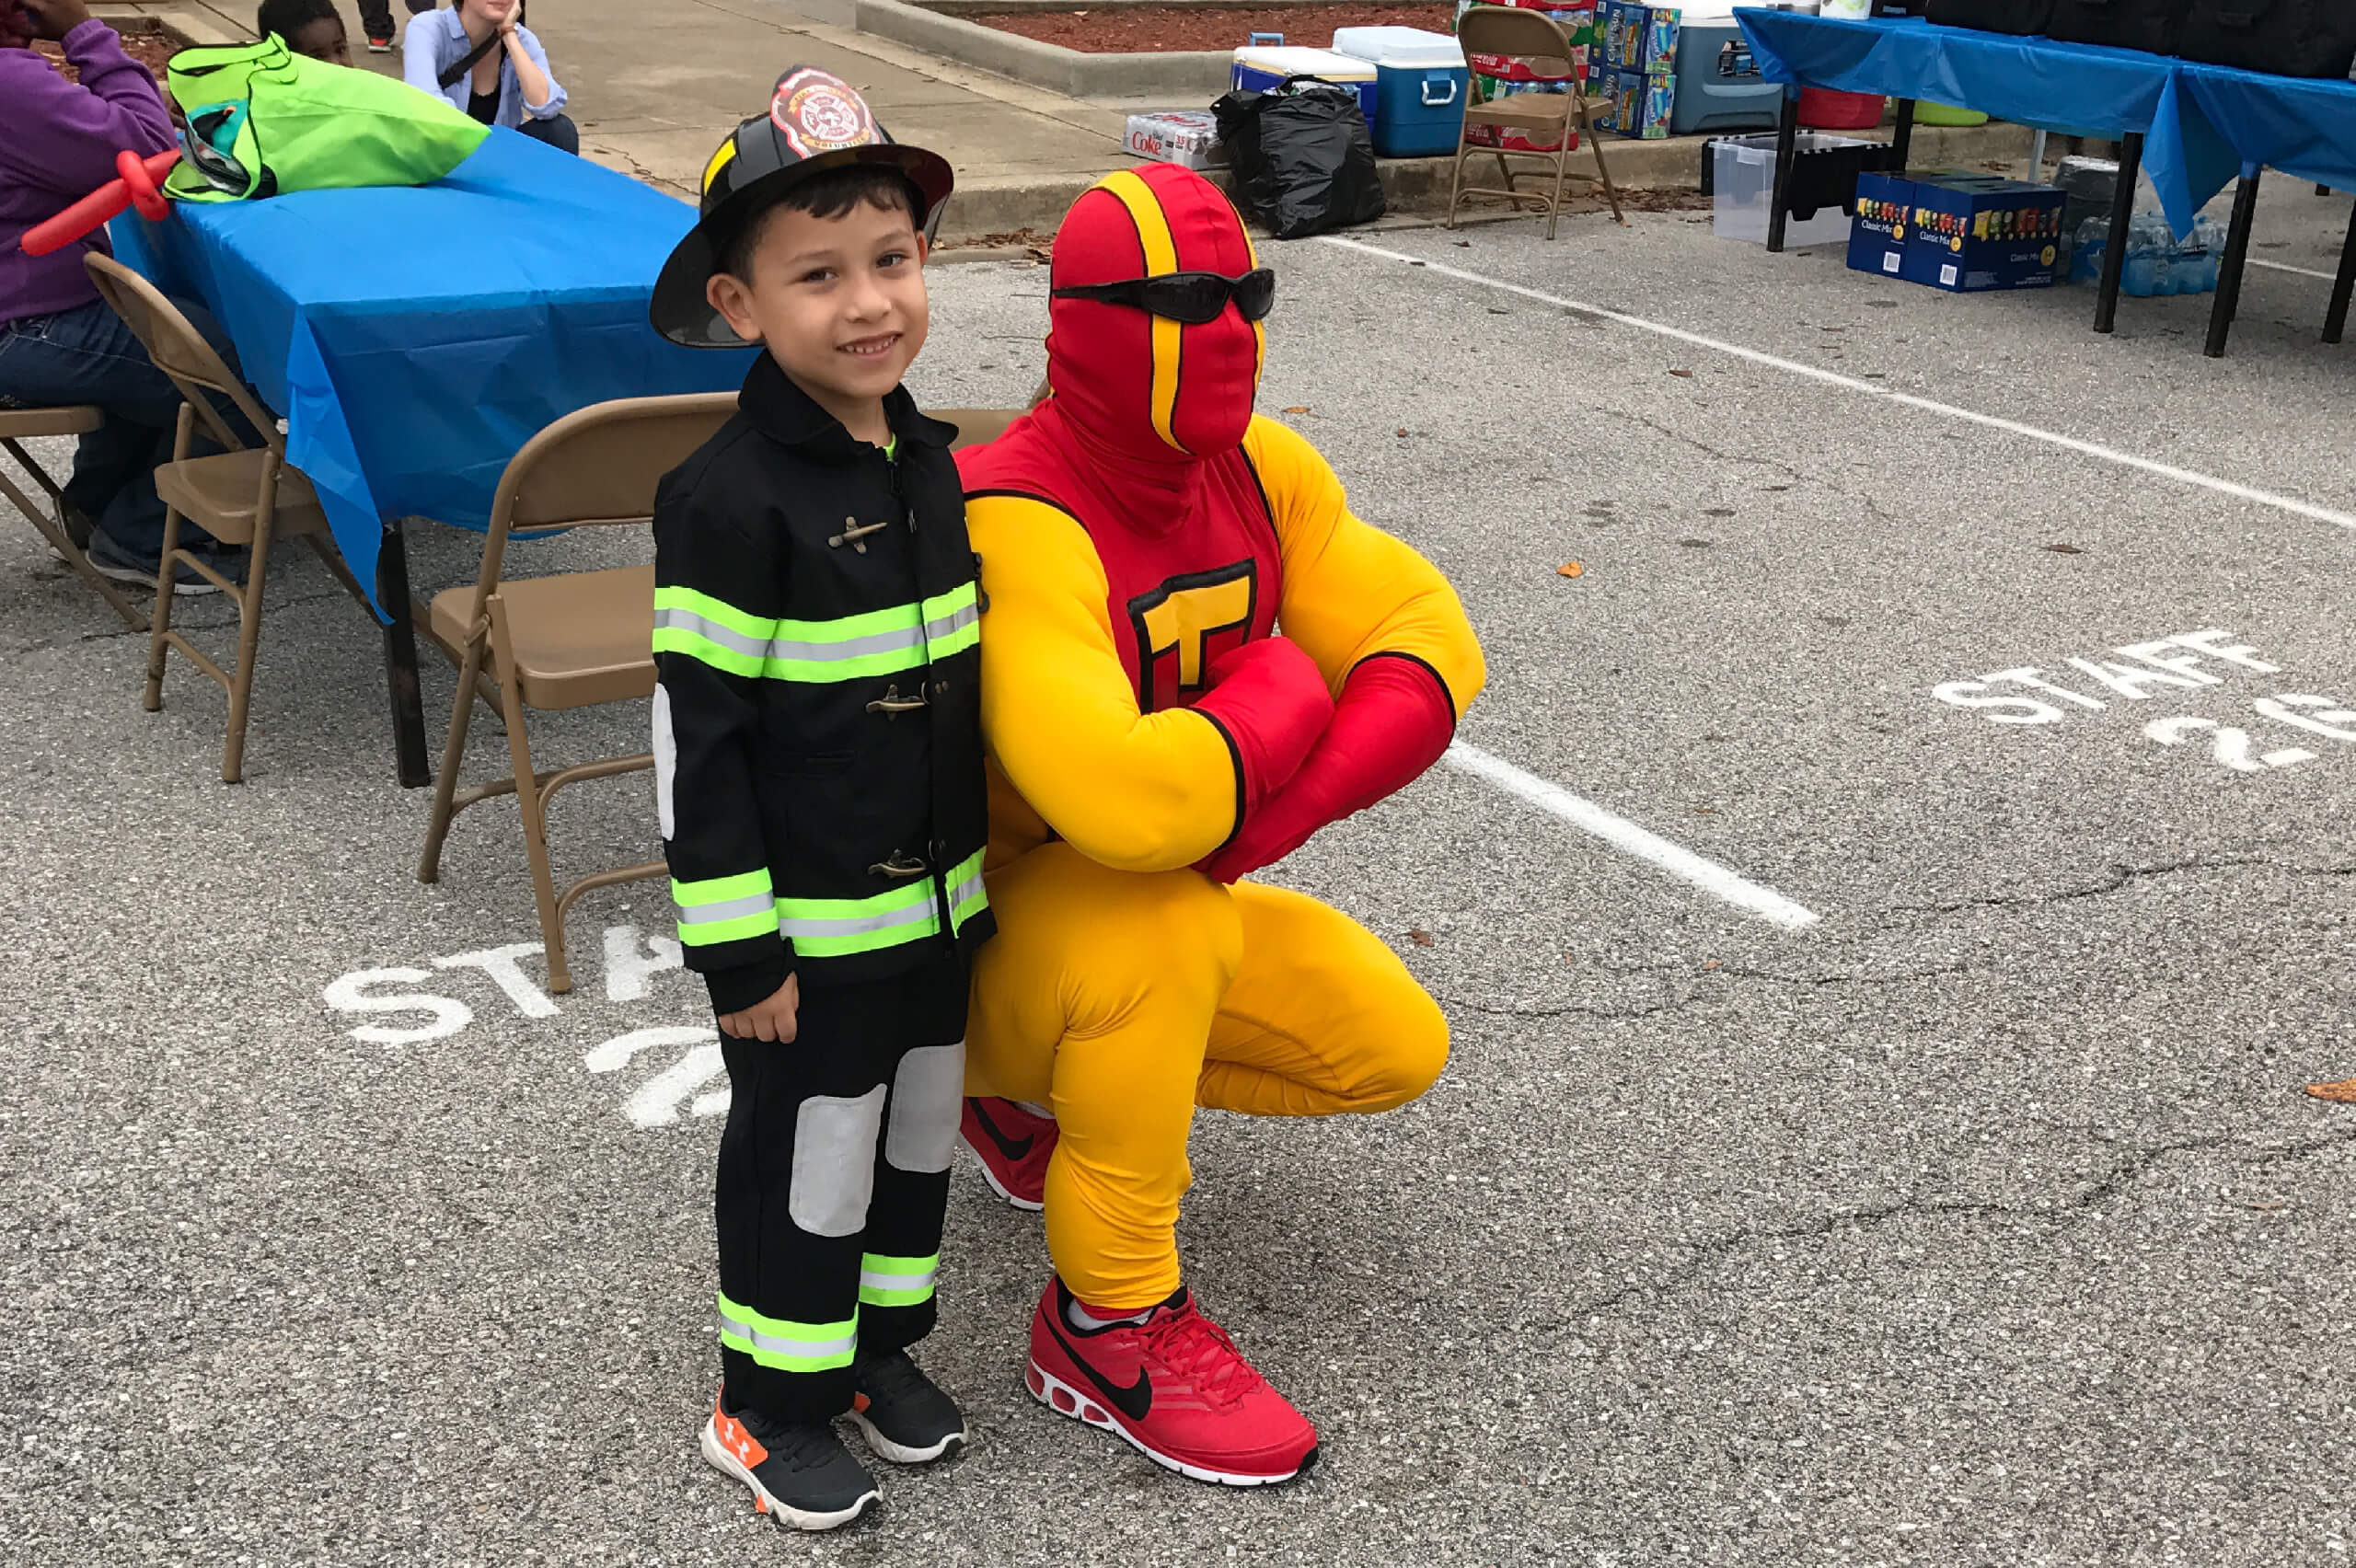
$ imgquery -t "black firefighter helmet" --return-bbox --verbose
[650,66,953,349]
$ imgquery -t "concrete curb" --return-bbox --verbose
[854,0,1231,99]
[937,120,2038,244]
[96,3,246,46]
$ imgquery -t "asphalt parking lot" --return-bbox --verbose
[5,176,2354,1566]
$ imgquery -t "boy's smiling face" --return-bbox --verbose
[706,192,930,419]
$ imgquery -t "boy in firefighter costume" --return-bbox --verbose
[955,163,1485,1485]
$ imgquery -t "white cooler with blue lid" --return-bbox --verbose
[1330,26,1467,157]
[1230,45,1380,128]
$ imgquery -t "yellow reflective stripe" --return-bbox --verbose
[653,583,978,682]
[1093,168,1185,454]
[673,869,780,947]
[858,1251,939,1309]
[653,584,773,640]
[776,848,989,959]
[715,1293,857,1372]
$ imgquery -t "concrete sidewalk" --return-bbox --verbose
[509,0,1134,235]
[130,0,2041,242]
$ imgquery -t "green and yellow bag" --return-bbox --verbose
[164,36,491,202]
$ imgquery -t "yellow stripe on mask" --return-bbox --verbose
[1092,169,1186,454]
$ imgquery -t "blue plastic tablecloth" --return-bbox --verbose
[112,127,756,617]
[1733,11,2356,236]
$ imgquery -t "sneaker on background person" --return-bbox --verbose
[1026,1275,1319,1486]
[85,529,243,596]
[961,1096,1057,1211]
[699,1392,880,1531]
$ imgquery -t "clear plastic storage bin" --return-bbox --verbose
[1710,131,1878,246]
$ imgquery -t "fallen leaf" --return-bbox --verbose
[1702,959,1722,970]
[1453,239,1472,247]
[1668,368,1694,378]
[2305,1078,2356,1103]
[1283,405,1311,414]
[1557,560,1584,578]
[1395,427,1409,437]
[1409,259,1427,267]
[1693,806,1715,814]
[1407,928,1436,947]
[1703,507,1734,517]
[1487,306,1510,315]
[2249,1201,2287,1211]
[2044,543,2084,554]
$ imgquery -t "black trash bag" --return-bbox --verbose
[1212,77,1385,240]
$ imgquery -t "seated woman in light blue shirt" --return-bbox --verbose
[403,0,577,155]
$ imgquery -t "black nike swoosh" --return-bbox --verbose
[1045,1314,1152,1423]
[966,1098,1034,1162]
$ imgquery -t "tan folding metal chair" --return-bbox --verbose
[0,403,149,631]
[416,393,738,994]
[83,253,370,781]
[1448,6,1626,238]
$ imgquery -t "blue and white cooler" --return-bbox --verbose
[1330,26,1469,156]
[1230,45,1380,128]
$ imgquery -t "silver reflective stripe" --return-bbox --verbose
[923,601,979,641]
[677,892,775,926]
[771,625,924,663]
[713,1307,858,1363]
[860,1265,936,1293]
[778,901,940,942]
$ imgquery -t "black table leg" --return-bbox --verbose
[1889,97,1916,170]
[377,518,430,788]
[2094,131,2142,334]
[2325,191,2356,346]
[1766,87,1800,254]
[2204,168,2263,360]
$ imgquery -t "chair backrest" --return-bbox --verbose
[472,391,739,597]
[934,408,1025,451]
[83,253,275,456]
[1454,6,1576,81]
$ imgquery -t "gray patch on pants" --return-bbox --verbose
[791,1086,886,1237]
[884,1042,966,1174]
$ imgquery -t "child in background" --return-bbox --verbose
[255,0,350,64]
[646,67,991,1532]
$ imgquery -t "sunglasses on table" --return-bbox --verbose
[1051,268,1276,324]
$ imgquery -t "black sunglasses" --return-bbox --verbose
[1051,268,1276,325]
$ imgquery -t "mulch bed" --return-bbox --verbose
[34,21,179,83]
[971,4,1452,52]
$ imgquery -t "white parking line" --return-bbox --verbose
[1442,742,1822,930]
[1320,235,2356,534]
[2246,257,2342,282]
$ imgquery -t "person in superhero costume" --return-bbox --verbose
[954,163,1485,1485]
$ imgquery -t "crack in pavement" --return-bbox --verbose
[1597,409,1804,479]
[1565,1125,2356,1323]
[1887,854,2356,918]
[1442,961,1973,1022]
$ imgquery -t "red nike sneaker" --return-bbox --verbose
[1025,1275,1318,1486]
[960,1097,1057,1211]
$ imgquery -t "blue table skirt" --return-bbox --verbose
[115,128,756,618]
[1736,12,2356,237]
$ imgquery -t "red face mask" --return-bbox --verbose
[1043,165,1265,464]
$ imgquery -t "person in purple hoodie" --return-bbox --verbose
[0,0,242,594]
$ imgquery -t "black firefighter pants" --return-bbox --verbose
[714,950,968,1424]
